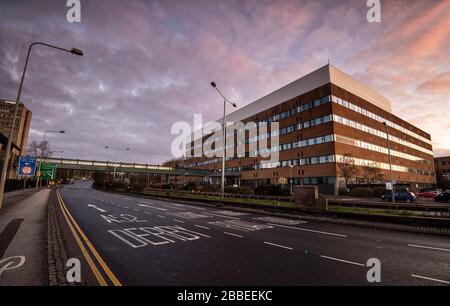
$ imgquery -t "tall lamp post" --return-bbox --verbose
[105,146,130,180]
[36,130,65,189]
[289,164,294,196]
[0,42,83,210]
[383,122,395,203]
[210,82,237,200]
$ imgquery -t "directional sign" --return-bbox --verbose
[18,156,37,177]
[39,163,57,179]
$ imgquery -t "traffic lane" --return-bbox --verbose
[59,189,369,285]
[61,186,450,285]
[128,202,448,286]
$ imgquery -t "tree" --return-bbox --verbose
[337,154,359,189]
[26,140,53,158]
[362,163,384,185]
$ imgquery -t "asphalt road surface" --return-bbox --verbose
[58,181,450,286]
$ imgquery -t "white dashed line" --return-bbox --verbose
[408,244,450,252]
[157,215,166,219]
[264,241,293,250]
[267,223,347,238]
[320,255,365,267]
[411,274,450,284]
[173,219,185,223]
[194,225,210,230]
[224,232,243,238]
[144,212,152,215]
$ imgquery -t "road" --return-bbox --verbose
[58,180,450,286]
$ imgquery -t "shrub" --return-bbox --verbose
[349,187,373,198]
[338,187,350,195]
[254,185,289,196]
[372,186,387,197]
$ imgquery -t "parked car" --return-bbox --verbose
[418,190,440,199]
[381,190,416,202]
[434,191,450,203]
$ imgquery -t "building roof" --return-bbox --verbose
[220,64,392,123]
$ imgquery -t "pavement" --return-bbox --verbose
[0,188,50,285]
[57,181,450,286]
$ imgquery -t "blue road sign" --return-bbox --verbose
[18,156,37,177]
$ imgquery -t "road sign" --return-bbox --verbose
[18,156,37,177]
[385,182,393,190]
[39,163,57,179]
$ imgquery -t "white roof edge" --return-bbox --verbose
[219,64,392,123]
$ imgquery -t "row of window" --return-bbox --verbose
[330,95,431,145]
[333,114,433,156]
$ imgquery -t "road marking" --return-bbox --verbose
[408,244,450,252]
[56,193,108,286]
[224,232,243,238]
[173,219,185,223]
[264,241,293,250]
[87,204,107,213]
[138,204,167,211]
[202,212,241,220]
[254,216,307,225]
[144,212,152,215]
[157,215,166,219]
[320,255,365,267]
[411,274,450,284]
[194,225,210,230]
[58,192,122,286]
[165,206,186,211]
[267,223,347,238]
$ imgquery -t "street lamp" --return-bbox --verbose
[105,146,130,180]
[210,82,237,200]
[0,42,82,209]
[383,122,395,203]
[289,164,294,196]
[36,130,65,189]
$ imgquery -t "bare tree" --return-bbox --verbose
[26,140,53,158]
[362,163,384,185]
[337,154,359,189]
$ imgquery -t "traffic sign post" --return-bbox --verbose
[39,163,57,180]
[18,156,37,177]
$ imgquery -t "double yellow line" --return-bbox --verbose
[56,190,122,286]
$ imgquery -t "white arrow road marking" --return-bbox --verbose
[87,204,107,213]
[138,204,167,211]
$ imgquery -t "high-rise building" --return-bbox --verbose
[184,64,436,194]
[0,99,32,178]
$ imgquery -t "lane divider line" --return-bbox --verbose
[173,219,185,223]
[408,244,450,252]
[194,225,210,230]
[224,232,243,238]
[264,241,293,250]
[267,223,348,238]
[57,191,122,286]
[320,255,365,267]
[411,274,450,284]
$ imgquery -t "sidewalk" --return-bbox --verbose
[0,188,50,286]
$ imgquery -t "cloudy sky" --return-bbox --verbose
[1,0,449,163]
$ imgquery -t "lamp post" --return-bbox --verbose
[36,130,65,189]
[210,82,237,200]
[289,164,294,196]
[0,42,82,209]
[105,146,130,180]
[383,122,395,203]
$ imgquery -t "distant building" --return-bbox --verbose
[435,156,450,181]
[184,64,436,194]
[0,99,32,178]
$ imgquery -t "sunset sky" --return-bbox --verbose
[1,0,449,163]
